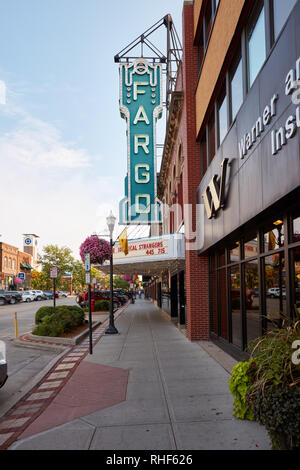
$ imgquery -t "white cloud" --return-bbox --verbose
[0,96,123,258]
[0,115,91,169]
[0,80,6,105]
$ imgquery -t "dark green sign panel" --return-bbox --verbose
[119,59,163,224]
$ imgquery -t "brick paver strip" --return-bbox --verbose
[0,301,129,450]
[38,381,63,390]
[55,363,76,370]
[0,433,14,446]
[47,371,70,380]
[26,391,54,401]
[19,362,129,439]
[0,417,30,430]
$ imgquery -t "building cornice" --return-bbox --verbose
[158,90,183,200]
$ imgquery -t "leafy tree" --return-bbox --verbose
[38,245,74,287]
[113,276,129,289]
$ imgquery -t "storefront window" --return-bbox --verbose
[263,219,284,251]
[273,0,296,41]
[208,111,216,162]
[219,268,228,340]
[210,257,218,334]
[230,265,242,348]
[161,273,170,314]
[247,2,266,88]
[264,254,286,330]
[291,247,300,311]
[245,260,261,343]
[218,85,228,145]
[229,242,240,263]
[230,50,243,122]
[292,213,300,244]
[244,236,259,259]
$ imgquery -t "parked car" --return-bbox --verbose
[30,290,47,301]
[21,291,36,303]
[2,291,23,304]
[43,291,54,299]
[0,294,8,306]
[0,340,7,389]
[58,291,69,297]
[76,290,120,309]
[267,287,286,298]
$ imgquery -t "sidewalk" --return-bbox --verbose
[1,299,270,450]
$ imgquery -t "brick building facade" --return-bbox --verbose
[0,242,33,290]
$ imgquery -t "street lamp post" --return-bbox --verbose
[105,211,118,335]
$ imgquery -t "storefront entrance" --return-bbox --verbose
[209,200,300,359]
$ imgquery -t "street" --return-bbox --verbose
[0,296,77,418]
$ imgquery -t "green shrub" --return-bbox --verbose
[249,384,300,450]
[33,305,85,337]
[35,306,55,324]
[94,300,110,311]
[228,360,255,421]
[245,314,300,449]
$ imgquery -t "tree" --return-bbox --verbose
[38,245,74,289]
[114,276,130,290]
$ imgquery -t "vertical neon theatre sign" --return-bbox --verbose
[119,58,163,224]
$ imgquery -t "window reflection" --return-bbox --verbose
[219,268,228,340]
[218,86,228,145]
[265,254,286,330]
[273,0,296,41]
[291,247,300,312]
[292,214,300,244]
[230,51,243,121]
[244,237,259,259]
[229,242,240,263]
[245,260,261,342]
[210,256,218,335]
[247,2,266,88]
[208,111,216,162]
[230,265,242,348]
[263,219,284,251]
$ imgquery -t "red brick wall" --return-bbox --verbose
[160,2,210,341]
[181,2,209,341]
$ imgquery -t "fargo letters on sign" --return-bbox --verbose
[118,58,163,224]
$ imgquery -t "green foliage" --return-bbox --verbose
[245,314,300,449]
[113,276,129,290]
[32,305,85,337]
[94,300,110,311]
[35,306,56,324]
[228,360,255,421]
[249,384,300,450]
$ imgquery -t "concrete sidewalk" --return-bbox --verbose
[5,299,270,450]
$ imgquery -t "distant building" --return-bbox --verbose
[22,234,40,272]
[0,242,33,290]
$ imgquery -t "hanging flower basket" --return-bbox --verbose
[80,235,112,265]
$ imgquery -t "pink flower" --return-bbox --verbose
[80,235,112,265]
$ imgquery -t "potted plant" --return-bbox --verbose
[229,311,300,449]
[245,313,300,450]
[79,235,112,265]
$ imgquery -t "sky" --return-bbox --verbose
[0,0,183,260]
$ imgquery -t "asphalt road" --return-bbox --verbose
[0,296,77,418]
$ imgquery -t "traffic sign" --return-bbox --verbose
[84,253,90,272]
[85,272,91,284]
[50,266,58,279]
[17,272,25,280]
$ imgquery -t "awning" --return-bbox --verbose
[20,263,33,269]
[97,234,185,277]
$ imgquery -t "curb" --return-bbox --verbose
[0,301,130,450]
[12,321,103,352]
